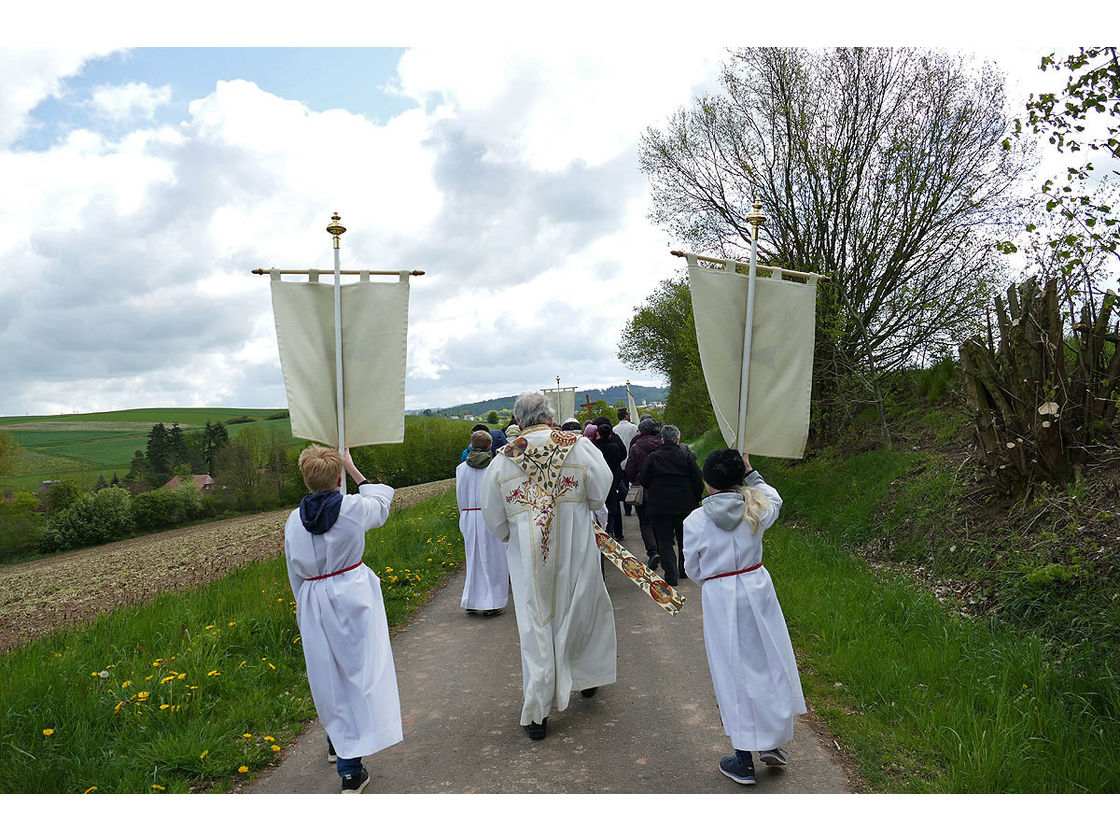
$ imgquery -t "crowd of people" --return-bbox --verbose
[281,391,804,792]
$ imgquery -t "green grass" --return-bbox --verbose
[0,408,282,426]
[0,489,464,794]
[757,449,1120,792]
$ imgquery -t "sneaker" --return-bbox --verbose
[327,741,337,764]
[340,766,370,794]
[523,718,548,740]
[648,554,660,571]
[759,746,789,767]
[719,754,756,785]
[580,687,598,698]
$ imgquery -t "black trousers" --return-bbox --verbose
[651,513,686,586]
[635,503,659,561]
[605,481,624,539]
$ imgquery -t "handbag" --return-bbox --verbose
[624,484,644,505]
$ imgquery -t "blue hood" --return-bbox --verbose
[300,490,343,535]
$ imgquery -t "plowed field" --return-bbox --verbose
[0,479,454,652]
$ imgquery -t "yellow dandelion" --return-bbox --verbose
[293,636,301,644]
[177,673,185,680]
[151,659,163,666]
[228,621,236,626]
[271,744,281,752]
[137,691,149,701]
[151,784,165,791]
[199,750,209,760]
[145,675,153,681]
[159,675,175,684]
[83,786,97,794]
[385,566,393,572]
[242,732,252,739]
[238,766,249,774]
[121,680,131,688]
[205,625,214,630]
[207,670,220,677]
[159,704,170,710]
[113,701,124,713]
[189,685,198,689]
[268,663,276,670]
[42,728,54,736]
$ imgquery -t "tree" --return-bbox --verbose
[618,277,716,437]
[640,48,1029,437]
[485,410,500,425]
[146,423,172,485]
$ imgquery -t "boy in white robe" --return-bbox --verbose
[456,430,510,615]
[683,448,806,786]
[284,445,403,794]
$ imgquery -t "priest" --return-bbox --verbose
[480,392,618,740]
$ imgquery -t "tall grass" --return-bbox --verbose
[0,490,464,793]
[759,450,1120,792]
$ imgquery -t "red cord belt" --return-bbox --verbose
[306,561,364,581]
[704,561,763,582]
[461,507,481,511]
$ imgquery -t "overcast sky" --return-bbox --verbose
[1,3,1113,417]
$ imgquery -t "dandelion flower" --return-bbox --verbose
[228,621,236,626]
[205,625,214,630]
[98,670,110,678]
[160,675,175,684]
[121,680,131,688]
[271,745,281,752]
[152,659,163,666]
[83,786,97,794]
[199,750,209,760]
[113,702,124,713]
[207,670,220,677]
[264,735,275,742]
[159,704,170,710]
[268,663,276,670]
[242,732,252,739]
[151,784,165,791]
[42,729,54,736]
[238,766,249,774]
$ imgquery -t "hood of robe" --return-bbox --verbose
[702,490,746,531]
[300,490,343,535]
[466,450,493,469]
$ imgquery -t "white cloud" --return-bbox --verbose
[0,48,114,147]
[90,81,171,123]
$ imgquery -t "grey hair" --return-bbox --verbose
[512,392,554,428]
[661,424,681,444]
[638,417,660,435]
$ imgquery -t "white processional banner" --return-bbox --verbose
[543,387,576,422]
[270,271,410,448]
[687,256,816,459]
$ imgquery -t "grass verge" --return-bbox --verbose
[755,450,1120,792]
[0,489,463,794]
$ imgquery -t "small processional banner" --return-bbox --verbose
[686,255,816,459]
[270,270,410,448]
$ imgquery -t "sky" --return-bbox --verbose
[1,2,1115,418]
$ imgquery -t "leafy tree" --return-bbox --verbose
[0,491,43,564]
[124,449,149,486]
[485,410,500,425]
[640,47,1029,437]
[618,276,716,437]
[43,480,83,516]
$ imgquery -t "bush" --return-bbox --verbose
[351,417,477,488]
[0,492,44,564]
[130,482,208,533]
[40,486,134,553]
[43,480,83,515]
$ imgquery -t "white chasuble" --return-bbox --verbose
[284,484,403,759]
[455,460,510,611]
[480,427,617,726]
[270,271,410,447]
[687,256,816,458]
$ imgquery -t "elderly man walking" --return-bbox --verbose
[481,392,618,740]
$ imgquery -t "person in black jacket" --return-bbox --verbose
[625,417,662,567]
[637,424,703,586]
[593,418,626,539]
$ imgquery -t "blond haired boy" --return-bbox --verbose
[284,445,401,793]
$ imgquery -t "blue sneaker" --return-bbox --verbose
[759,746,789,767]
[719,753,756,785]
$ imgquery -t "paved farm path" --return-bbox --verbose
[248,508,858,795]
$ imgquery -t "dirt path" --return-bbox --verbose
[0,479,454,653]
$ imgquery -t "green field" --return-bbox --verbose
[0,408,293,493]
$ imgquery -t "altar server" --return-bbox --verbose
[456,430,510,615]
[683,448,806,786]
[481,392,617,740]
[284,445,402,794]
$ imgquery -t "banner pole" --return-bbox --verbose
[326,212,347,494]
[737,202,767,451]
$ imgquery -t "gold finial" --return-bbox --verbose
[746,202,766,241]
[326,212,346,249]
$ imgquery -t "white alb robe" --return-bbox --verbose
[285,483,403,760]
[456,459,510,610]
[682,473,806,751]
[481,426,618,726]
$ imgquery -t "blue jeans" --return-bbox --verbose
[329,737,364,779]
